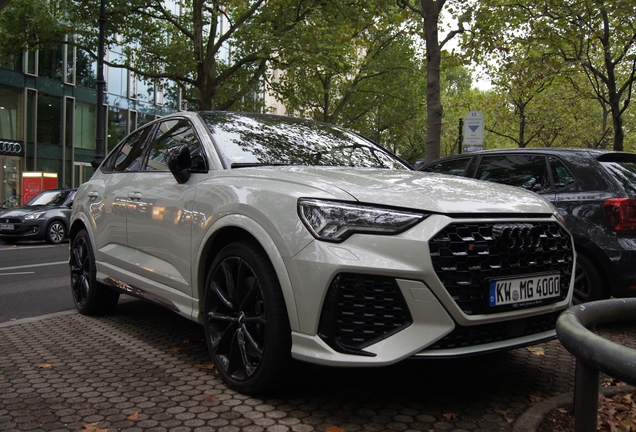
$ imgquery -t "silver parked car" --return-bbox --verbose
[70,112,575,393]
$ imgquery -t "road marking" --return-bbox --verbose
[0,261,67,271]
[0,244,66,251]
[0,272,35,275]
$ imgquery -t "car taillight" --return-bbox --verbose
[603,198,636,231]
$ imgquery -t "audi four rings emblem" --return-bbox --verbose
[0,141,22,154]
[492,223,540,251]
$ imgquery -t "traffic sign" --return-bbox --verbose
[464,111,484,145]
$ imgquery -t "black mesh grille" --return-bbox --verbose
[429,221,573,315]
[318,273,412,355]
[426,311,561,351]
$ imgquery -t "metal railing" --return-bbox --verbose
[556,298,636,432]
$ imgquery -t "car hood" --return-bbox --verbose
[237,166,556,214]
[0,206,53,219]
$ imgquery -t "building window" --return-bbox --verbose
[25,50,37,75]
[65,36,76,85]
[75,101,96,150]
[0,85,24,141]
[38,45,64,81]
[76,49,97,89]
[107,105,128,152]
[37,94,62,146]
[155,81,164,106]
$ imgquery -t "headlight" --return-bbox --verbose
[298,198,428,242]
[24,211,46,220]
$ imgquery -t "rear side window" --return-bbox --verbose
[476,154,551,192]
[421,158,471,176]
[601,160,636,194]
[549,157,575,190]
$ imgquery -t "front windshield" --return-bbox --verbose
[200,112,408,170]
[27,190,73,206]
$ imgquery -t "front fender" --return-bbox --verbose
[193,213,301,332]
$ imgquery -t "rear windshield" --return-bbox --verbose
[601,160,636,195]
[200,112,408,170]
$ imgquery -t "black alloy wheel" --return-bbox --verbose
[204,241,291,394]
[46,221,66,244]
[70,229,119,315]
[572,253,606,305]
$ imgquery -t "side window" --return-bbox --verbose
[549,157,575,189]
[476,154,550,192]
[421,158,471,176]
[104,126,154,173]
[144,118,208,172]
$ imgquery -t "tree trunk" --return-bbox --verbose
[422,0,442,163]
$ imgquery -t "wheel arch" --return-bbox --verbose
[195,216,300,332]
[573,240,611,298]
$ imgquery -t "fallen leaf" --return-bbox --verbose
[80,422,108,432]
[127,412,139,420]
[526,347,545,356]
[494,407,508,416]
[443,412,457,420]
[326,428,346,432]
[529,393,544,405]
[38,363,52,369]
[203,395,218,402]
[196,363,216,370]
[0,377,6,381]
[167,347,182,353]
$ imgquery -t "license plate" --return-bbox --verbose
[0,223,14,231]
[488,273,561,307]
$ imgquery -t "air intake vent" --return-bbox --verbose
[318,273,412,356]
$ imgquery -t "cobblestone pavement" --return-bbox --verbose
[1,299,634,432]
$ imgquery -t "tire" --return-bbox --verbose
[70,229,120,315]
[203,240,291,394]
[45,221,66,244]
[572,253,607,304]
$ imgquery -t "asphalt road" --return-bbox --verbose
[0,241,73,323]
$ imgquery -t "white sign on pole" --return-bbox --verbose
[464,110,484,145]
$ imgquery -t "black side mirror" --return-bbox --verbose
[166,144,191,184]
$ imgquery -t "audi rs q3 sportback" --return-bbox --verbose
[70,111,575,394]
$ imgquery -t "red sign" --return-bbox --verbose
[21,172,58,205]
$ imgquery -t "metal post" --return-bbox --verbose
[92,0,106,171]
[458,119,463,154]
[573,359,599,432]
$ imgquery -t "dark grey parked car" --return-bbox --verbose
[0,188,76,244]
[417,148,636,304]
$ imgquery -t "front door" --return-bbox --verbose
[125,118,206,314]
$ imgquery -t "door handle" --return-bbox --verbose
[128,192,142,200]
[87,191,98,198]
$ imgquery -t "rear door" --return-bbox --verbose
[90,125,154,269]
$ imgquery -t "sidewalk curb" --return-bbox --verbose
[0,309,76,328]
[513,385,636,432]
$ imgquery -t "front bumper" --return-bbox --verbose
[0,220,47,241]
[285,214,574,366]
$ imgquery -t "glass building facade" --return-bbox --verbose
[0,43,177,205]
